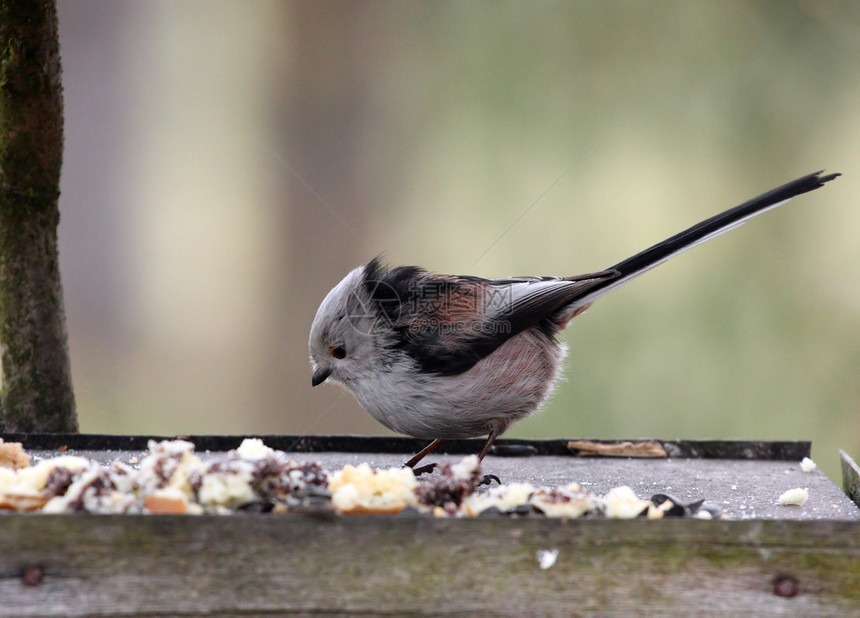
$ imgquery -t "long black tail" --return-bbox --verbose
[571,170,840,307]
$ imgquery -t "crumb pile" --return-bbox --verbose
[0,438,326,514]
[0,438,725,518]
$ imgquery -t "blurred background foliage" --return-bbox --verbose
[53,1,857,480]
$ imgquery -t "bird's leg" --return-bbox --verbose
[405,432,501,481]
[477,430,499,460]
[476,430,501,485]
[404,439,444,475]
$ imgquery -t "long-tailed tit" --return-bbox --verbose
[309,171,839,470]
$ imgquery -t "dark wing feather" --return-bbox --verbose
[364,259,616,376]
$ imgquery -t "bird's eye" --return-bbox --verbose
[330,345,346,359]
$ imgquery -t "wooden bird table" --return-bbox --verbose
[1,434,858,616]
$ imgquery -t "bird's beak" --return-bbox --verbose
[312,366,332,387]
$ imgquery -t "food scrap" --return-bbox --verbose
[0,438,327,514]
[567,440,667,458]
[800,457,817,473]
[778,487,809,506]
[329,463,417,514]
[0,438,31,470]
[0,438,723,519]
[536,549,559,569]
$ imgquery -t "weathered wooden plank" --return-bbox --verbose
[0,515,857,616]
[842,450,860,509]
[0,433,812,460]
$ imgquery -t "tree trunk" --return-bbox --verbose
[0,0,77,432]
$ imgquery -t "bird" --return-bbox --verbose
[308,171,840,471]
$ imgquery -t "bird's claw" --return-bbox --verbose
[410,462,438,476]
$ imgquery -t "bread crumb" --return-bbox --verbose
[462,482,534,516]
[236,438,274,460]
[144,489,194,514]
[328,463,416,514]
[800,457,816,473]
[602,486,649,519]
[778,487,808,506]
[531,484,597,519]
[0,439,30,470]
[536,548,559,569]
[138,439,201,499]
[196,460,255,508]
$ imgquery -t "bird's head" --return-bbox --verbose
[308,261,399,388]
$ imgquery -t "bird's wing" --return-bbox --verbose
[481,272,617,330]
[364,260,615,376]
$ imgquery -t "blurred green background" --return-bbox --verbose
[55,1,858,481]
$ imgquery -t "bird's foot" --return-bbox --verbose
[410,462,438,476]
